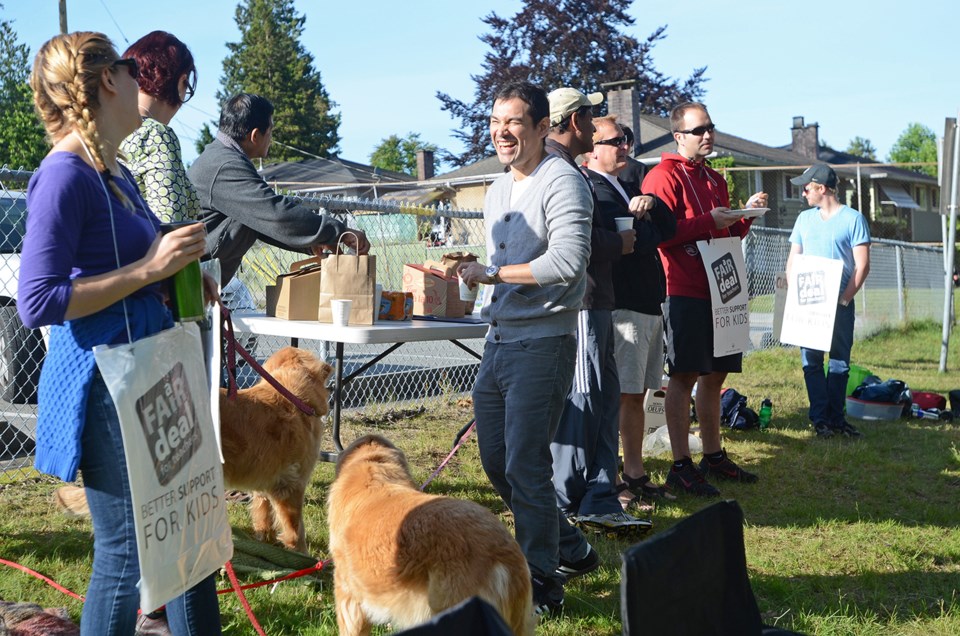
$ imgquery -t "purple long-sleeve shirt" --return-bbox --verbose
[19,152,164,329]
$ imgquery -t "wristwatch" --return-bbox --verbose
[485,264,501,284]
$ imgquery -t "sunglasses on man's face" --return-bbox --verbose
[111,58,139,80]
[594,135,628,147]
[676,123,716,137]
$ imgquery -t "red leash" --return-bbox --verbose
[218,302,317,416]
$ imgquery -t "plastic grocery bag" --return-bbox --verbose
[93,322,233,612]
[642,425,703,458]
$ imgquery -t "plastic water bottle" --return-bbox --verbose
[759,398,773,430]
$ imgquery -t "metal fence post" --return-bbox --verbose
[896,245,905,323]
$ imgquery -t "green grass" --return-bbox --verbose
[2,320,960,634]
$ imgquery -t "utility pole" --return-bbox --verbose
[59,0,68,34]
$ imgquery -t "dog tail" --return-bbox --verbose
[486,563,535,636]
[54,485,91,517]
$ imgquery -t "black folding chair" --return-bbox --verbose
[621,500,803,636]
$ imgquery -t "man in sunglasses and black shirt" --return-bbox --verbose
[642,102,767,497]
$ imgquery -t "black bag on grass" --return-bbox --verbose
[721,388,759,430]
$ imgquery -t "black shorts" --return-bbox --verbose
[663,296,742,375]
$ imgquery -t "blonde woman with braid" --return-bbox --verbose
[19,32,221,635]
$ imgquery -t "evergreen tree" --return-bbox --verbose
[845,136,877,161]
[194,123,216,157]
[369,133,440,177]
[888,123,937,177]
[436,0,707,166]
[0,10,47,169]
[218,0,340,161]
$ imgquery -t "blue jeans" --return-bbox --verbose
[801,301,855,427]
[79,372,222,636]
[473,335,589,584]
[551,310,622,516]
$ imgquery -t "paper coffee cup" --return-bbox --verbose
[331,299,352,326]
[615,216,633,232]
[459,277,478,302]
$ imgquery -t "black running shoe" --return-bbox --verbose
[532,574,564,618]
[666,460,720,497]
[699,449,759,483]
[813,423,835,438]
[830,420,863,438]
[556,544,600,580]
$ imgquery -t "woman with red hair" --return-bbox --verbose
[120,31,199,222]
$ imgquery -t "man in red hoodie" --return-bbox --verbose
[641,102,767,496]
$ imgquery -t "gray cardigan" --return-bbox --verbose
[481,154,593,343]
[188,136,346,284]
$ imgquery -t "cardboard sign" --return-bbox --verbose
[402,263,466,318]
[643,388,668,436]
[779,254,843,351]
[269,256,323,320]
[696,237,751,357]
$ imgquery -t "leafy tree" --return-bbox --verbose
[888,123,937,177]
[193,123,216,157]
[369,133,440,177]
[0,10,47,169]
[845,136,877,160]
[216,0,340,161]
[436,0,707,166]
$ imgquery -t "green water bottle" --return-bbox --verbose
[159,221,205,322]
[759,398,773,430]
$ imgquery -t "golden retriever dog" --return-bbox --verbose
[328,434,534,636]
[55,346,331,554]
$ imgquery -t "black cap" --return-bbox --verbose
[790,163,837,188]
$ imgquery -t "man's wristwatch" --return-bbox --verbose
[485,264,501,284]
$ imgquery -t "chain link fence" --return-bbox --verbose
[0,166,951,479]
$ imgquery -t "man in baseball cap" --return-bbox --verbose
[790,163,839,189]
[548,87,603,127]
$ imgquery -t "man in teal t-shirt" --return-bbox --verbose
[787,164,871,438]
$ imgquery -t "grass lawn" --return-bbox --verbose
[1,320,959,634]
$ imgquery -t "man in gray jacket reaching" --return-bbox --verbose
[457,81,595,618]
[189,93,368,285]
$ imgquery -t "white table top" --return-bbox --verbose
[230,312,489,345]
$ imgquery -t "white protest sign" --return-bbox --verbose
[772,271,788,344]
[779,254,844,351]
[696,237,751,357]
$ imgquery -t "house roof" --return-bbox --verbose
[258,157,413,190]
[433,155,506,181]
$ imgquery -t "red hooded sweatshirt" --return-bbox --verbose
[642,152,752,299]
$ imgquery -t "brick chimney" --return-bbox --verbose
[791,116,820,159]
[416,149,435,181]
[602,79,641,154]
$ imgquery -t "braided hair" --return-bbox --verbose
[30,31,133,209]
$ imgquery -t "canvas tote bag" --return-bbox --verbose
[94,321,233,612]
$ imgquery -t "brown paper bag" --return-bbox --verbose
[317,254,377,325]
[439,251,479,313]
[270,256,323,320]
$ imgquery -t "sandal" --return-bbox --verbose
[622,473,676,501]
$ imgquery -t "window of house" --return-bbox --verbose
[915,186,927,209]
[932,188,940,211]
[784,174,803,200]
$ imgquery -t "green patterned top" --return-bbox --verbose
[121,117,200,222]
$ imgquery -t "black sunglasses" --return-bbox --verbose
[111,58,139,80]
[181,69,197,104]
[594,135,628,147]
[676,123,716,136]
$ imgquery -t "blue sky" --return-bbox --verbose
[5,0,957,171]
